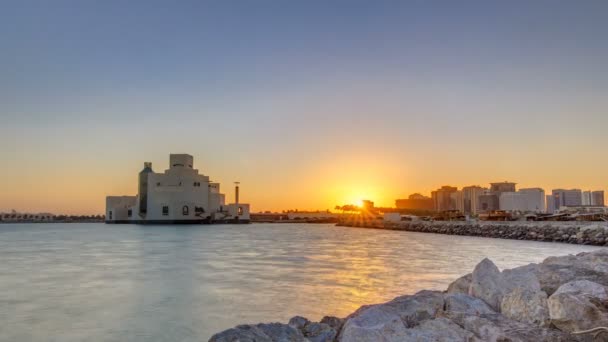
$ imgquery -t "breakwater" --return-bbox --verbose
[337,219,608,246]
[210,249,608,341]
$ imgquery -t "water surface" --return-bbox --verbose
[0,223,602,341]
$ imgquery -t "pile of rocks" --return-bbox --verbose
[210,249,608,341]
[341,221,608,246]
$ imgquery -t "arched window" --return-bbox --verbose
[182,206,189,216]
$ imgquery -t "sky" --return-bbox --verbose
[1,1,608,214]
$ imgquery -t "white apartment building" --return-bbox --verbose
[106,154,250,224]
[499,188,545,213]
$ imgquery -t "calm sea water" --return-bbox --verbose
[0,223,602,341]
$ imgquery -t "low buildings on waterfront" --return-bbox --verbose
[105,154,250,224]
[0,211,54,222]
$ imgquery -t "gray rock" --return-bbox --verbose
[288,316,310,330]
[468,257,552,328]
[320,316,344,331]
[444,312,574,342]
[209,323,306,342]
[444,293,495,316]
[339,291,444,342]
[209,324,273,342]
[548,280,608,333]
[469,258,504,311]
[534,249,608,295]
[402,317,479,341]
[500,286,550,327]
[303,322,337,342]
[446,273,472,294]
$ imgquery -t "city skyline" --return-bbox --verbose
[2,1,608,214]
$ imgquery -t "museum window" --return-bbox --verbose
[238,206,243,215]
[127,209,132,217]
[162,206,169,216]
[109,211,113,220]
[182,206,189,216]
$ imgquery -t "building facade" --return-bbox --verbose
[106,154,250,224]
[431,186,458,211]
[395,193,434,210]
[490,182,517,193]
[462,186,487,215]
[499,188,545,213]
[550,189,583,210]
[583,190,605,207]
[592,191,605,206]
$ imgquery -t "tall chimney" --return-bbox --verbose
[235,182,240,204]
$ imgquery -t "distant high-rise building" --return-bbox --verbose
[490,182,517,193]
[582,190,605,206]
[546,194,556,213]
[450,191,464,213]
[582,191,592,206]
[551,189,582,209]
[462,186,487,215]
[395,193,434,210]
[478,190,499,212]
[592,191,605,206]
[431,186,458,211]
[499,188,545,213]
[518,188,546,212]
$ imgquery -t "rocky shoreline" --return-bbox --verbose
[210,249,608,341]
[337,220,608,246]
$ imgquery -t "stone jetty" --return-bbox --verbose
[210,249,608,341]
[338,220,608,246]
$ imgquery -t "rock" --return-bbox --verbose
[339,291,444,341]
[401,317,479,341]
[500,287,550,327]
[444,312,574,342]
[548,280,608,333]
[288,316,310,330]
[534,249,608,295]
[468,258,552,328]
[469,258,504,311]
[446,273,471,294]
[444,293,495,316]
[209,323,307,342]
[320,316,344,331]
[302,322,337,342]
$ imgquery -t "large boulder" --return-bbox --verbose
[320,316,344,331]
[468,258,552,327]
[444,293,495,316]
[338,291,444,342]
[401,317,479,341]
[209,323,306,342]
[288,316,310,330]
[469,258,504,311]
[444,312,574,342]
[548,280,608,333]
[534,249,608,295]
[302,322,337,342]
[500,287,550,327]
[446,273,472,294]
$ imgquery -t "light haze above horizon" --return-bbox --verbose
[1,1,607,215]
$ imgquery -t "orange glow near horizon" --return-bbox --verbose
[1,146,608,215]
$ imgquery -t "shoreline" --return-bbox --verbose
[336,219,608,246]
[210,249,608,341]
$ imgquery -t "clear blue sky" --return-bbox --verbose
[1,1,607,214]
